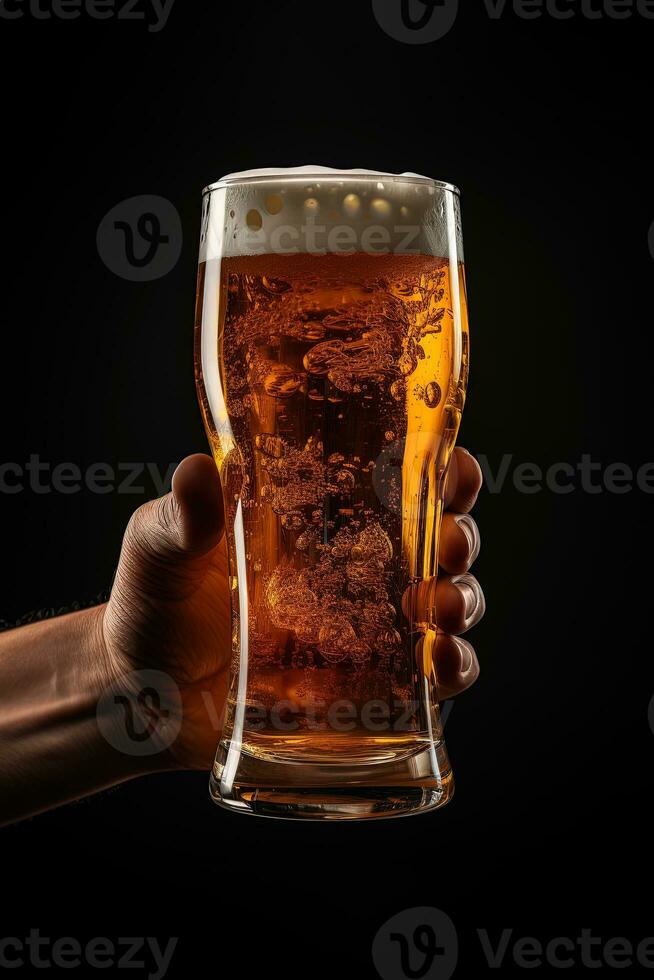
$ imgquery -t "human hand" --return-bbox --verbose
[100,447,484,771]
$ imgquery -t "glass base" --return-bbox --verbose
[209,739,454,821]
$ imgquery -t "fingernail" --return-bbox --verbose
[455,636,475,674]
[454,514,480,566]
[453,573,486,629]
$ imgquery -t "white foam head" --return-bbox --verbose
[200,166,462,262]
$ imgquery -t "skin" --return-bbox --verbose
[0,448,484,827]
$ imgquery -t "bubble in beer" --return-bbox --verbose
[302,321,326,341]
[336,469,355,491]
[319,621,356,663]
[350,640,371,665]
[370,198,392,221]
[246,209,263,230]
[262,276,291,293]
[390,379,405,401]
[379,628,402,650]
[295,528,317,551]
[265,193,283,215]
[399,351,418,376]
[424,381,442,409]
[304,198,320,216]
[282,512,304,531]
[263,364,304,398]
[342,193,361,218]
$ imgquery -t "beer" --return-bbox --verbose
[195,169,469,819]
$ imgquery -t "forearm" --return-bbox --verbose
[0,607,149,827]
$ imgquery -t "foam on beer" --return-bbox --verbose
[201,166,461,261]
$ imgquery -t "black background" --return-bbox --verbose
[1,0,652,976]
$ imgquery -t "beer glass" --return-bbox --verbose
[194,168,469,820]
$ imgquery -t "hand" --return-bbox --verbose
[100,447,484,772]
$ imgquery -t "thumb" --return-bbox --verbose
[171,453,225,555]
[116,454,224,601]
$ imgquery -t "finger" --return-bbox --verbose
[439,512,481,574]
[444,447,483,513]
[401,572,485,634]
[431,632,480,700]
[433,573,486,635]
[171,453,224,555]
[118,455,224,601]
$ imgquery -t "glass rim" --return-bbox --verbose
[202,173,460,197]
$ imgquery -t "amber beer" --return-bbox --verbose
[195,169,469,819]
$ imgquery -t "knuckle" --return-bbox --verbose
[452,573,485,631]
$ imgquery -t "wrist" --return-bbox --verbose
[0,606,161,826]
[88,605,180,778]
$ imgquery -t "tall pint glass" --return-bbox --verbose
[194,167,469,820]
